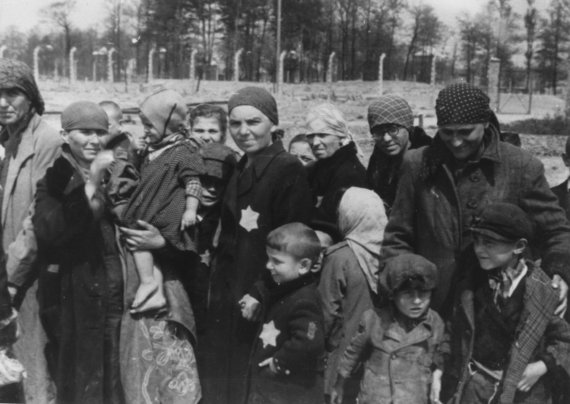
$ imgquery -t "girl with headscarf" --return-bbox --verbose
[201,87,313,404]
[0,58,62,403]
[318,187,388,403]
[305,103,368,227]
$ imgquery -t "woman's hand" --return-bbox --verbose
[119,220,166,251]
[517,361,547,392]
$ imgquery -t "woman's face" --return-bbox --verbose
[307,133,342,160]
[371,124,410,156]
[62,129,106,166]
[0,88,31,126]
[229,105,275,155]
[192,117,224,143]
[438,123,487,161]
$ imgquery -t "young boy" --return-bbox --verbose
[447,202,570,404]
[189,103,227,144]
[245,223,325,404]
[331,253,446,404]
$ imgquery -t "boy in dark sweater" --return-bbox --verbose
[447,202,570,404]
[246,223,325,404]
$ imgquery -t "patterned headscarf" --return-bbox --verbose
[435,83,490,126]
[338,187,388,294]
[367,95,413,129]
[0,58,44,115]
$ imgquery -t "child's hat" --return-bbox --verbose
[139,88,187,135]
[380,254,438,294]
[61,101,109,132]
[200,143,236,180]
[470,202,533,242]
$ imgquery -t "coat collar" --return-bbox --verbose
[236,140,285,196]
[268,274,315,303]
[382,304,434,350]
[313,141,358,170]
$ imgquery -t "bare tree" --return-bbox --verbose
[42,0,76,77]
[524,0,537,91]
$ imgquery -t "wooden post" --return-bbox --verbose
[378,53,386,95]
[327,52,336,83]
[148,47,156,82]
[234,48,244,82]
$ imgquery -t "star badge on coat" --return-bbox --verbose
[259,320,280,348]
[200,250,212,266]
[240,205,260,232]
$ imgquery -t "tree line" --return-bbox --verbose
[0,0,569,93]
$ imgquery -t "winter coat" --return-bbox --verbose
[318,241,375,394]
[202,140,313,404]
[381,128,570,316]
[33,153,124,404]
[551,179,570,222]
[337,306,445,404]
[307,142,368,225]
[447,262,570,404]
[367,126,432,214]
[247,275,324,404]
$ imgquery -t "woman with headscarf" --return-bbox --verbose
[0,58,62,403]
[201,87,312,404]
[366,95,431,215]
[318,187,388,403]
[382,82,570,321]
[305,103,368,227]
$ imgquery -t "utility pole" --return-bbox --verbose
[275,0,282,93]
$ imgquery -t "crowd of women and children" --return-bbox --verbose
[1,56,570,404]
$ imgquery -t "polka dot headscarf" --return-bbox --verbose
[435,83,490,126]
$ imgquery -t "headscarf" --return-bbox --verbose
[338,187,388,294]
[61,101,109,132]
[305,103,351,141]
[227,87,278,125]
[435,83,490,126]
[367,95,413,130]
[139,88,187,137]
[0,58,44,115]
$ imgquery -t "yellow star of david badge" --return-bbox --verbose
[240,205,260,232]
[200,250,212,266]
[259,320,280,348]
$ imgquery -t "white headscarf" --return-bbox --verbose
[338,187,388,294]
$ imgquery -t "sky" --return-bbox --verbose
[0,0,552,36]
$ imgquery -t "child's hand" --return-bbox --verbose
[430,369,443,404]
[258,357,278,375]
[517,361,547,392]
[89,150,115,181]
[238,294,261,321]
[180,210,198,230]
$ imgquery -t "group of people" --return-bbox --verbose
[0,56,570,404]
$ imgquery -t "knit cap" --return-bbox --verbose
[200,142,236,181]
[227,87,278,125]
[0,58,45,115]
[380,254,438,295]
[436,83,490,126]
[305,103,350,139]
[139,89,187,136]
[470,202,533,242]
[367,95,413,130]
[61,101,109,132]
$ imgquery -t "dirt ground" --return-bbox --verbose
[38,78,570,187]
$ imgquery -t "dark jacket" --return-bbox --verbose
[447,262,570,404]
[381,128,570,315]
[203,140,313,404]
[367,126,432,213]
[338,306,445,404]
[247,275,324,404]
[307,142,368,225]
[551,179,570,222]
[33,154,123,404]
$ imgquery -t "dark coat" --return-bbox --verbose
[202,140,313,404]
[551,179,570,222]
[447,262,570,404]
[381,128,570,316]
[247,276,324,404]
[367,126,432,213]
[307,142,368,225]
[33,154,123,404]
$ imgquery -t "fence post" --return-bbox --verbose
[278,51,286,94]
[234,48,244,82]
[327,52,336,83]
[378,53,386,95]
[108,48,115,83]
[0,46,6,58]
[487,58,501,112]
[148,47,156,82]
[69,47,77,83]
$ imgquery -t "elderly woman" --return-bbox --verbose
[201,87,313,404]
[381,83,570,319]
[33,101,123,404]
[0,58,61,403]
[366,95,431,214]
[305,103,368,226]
